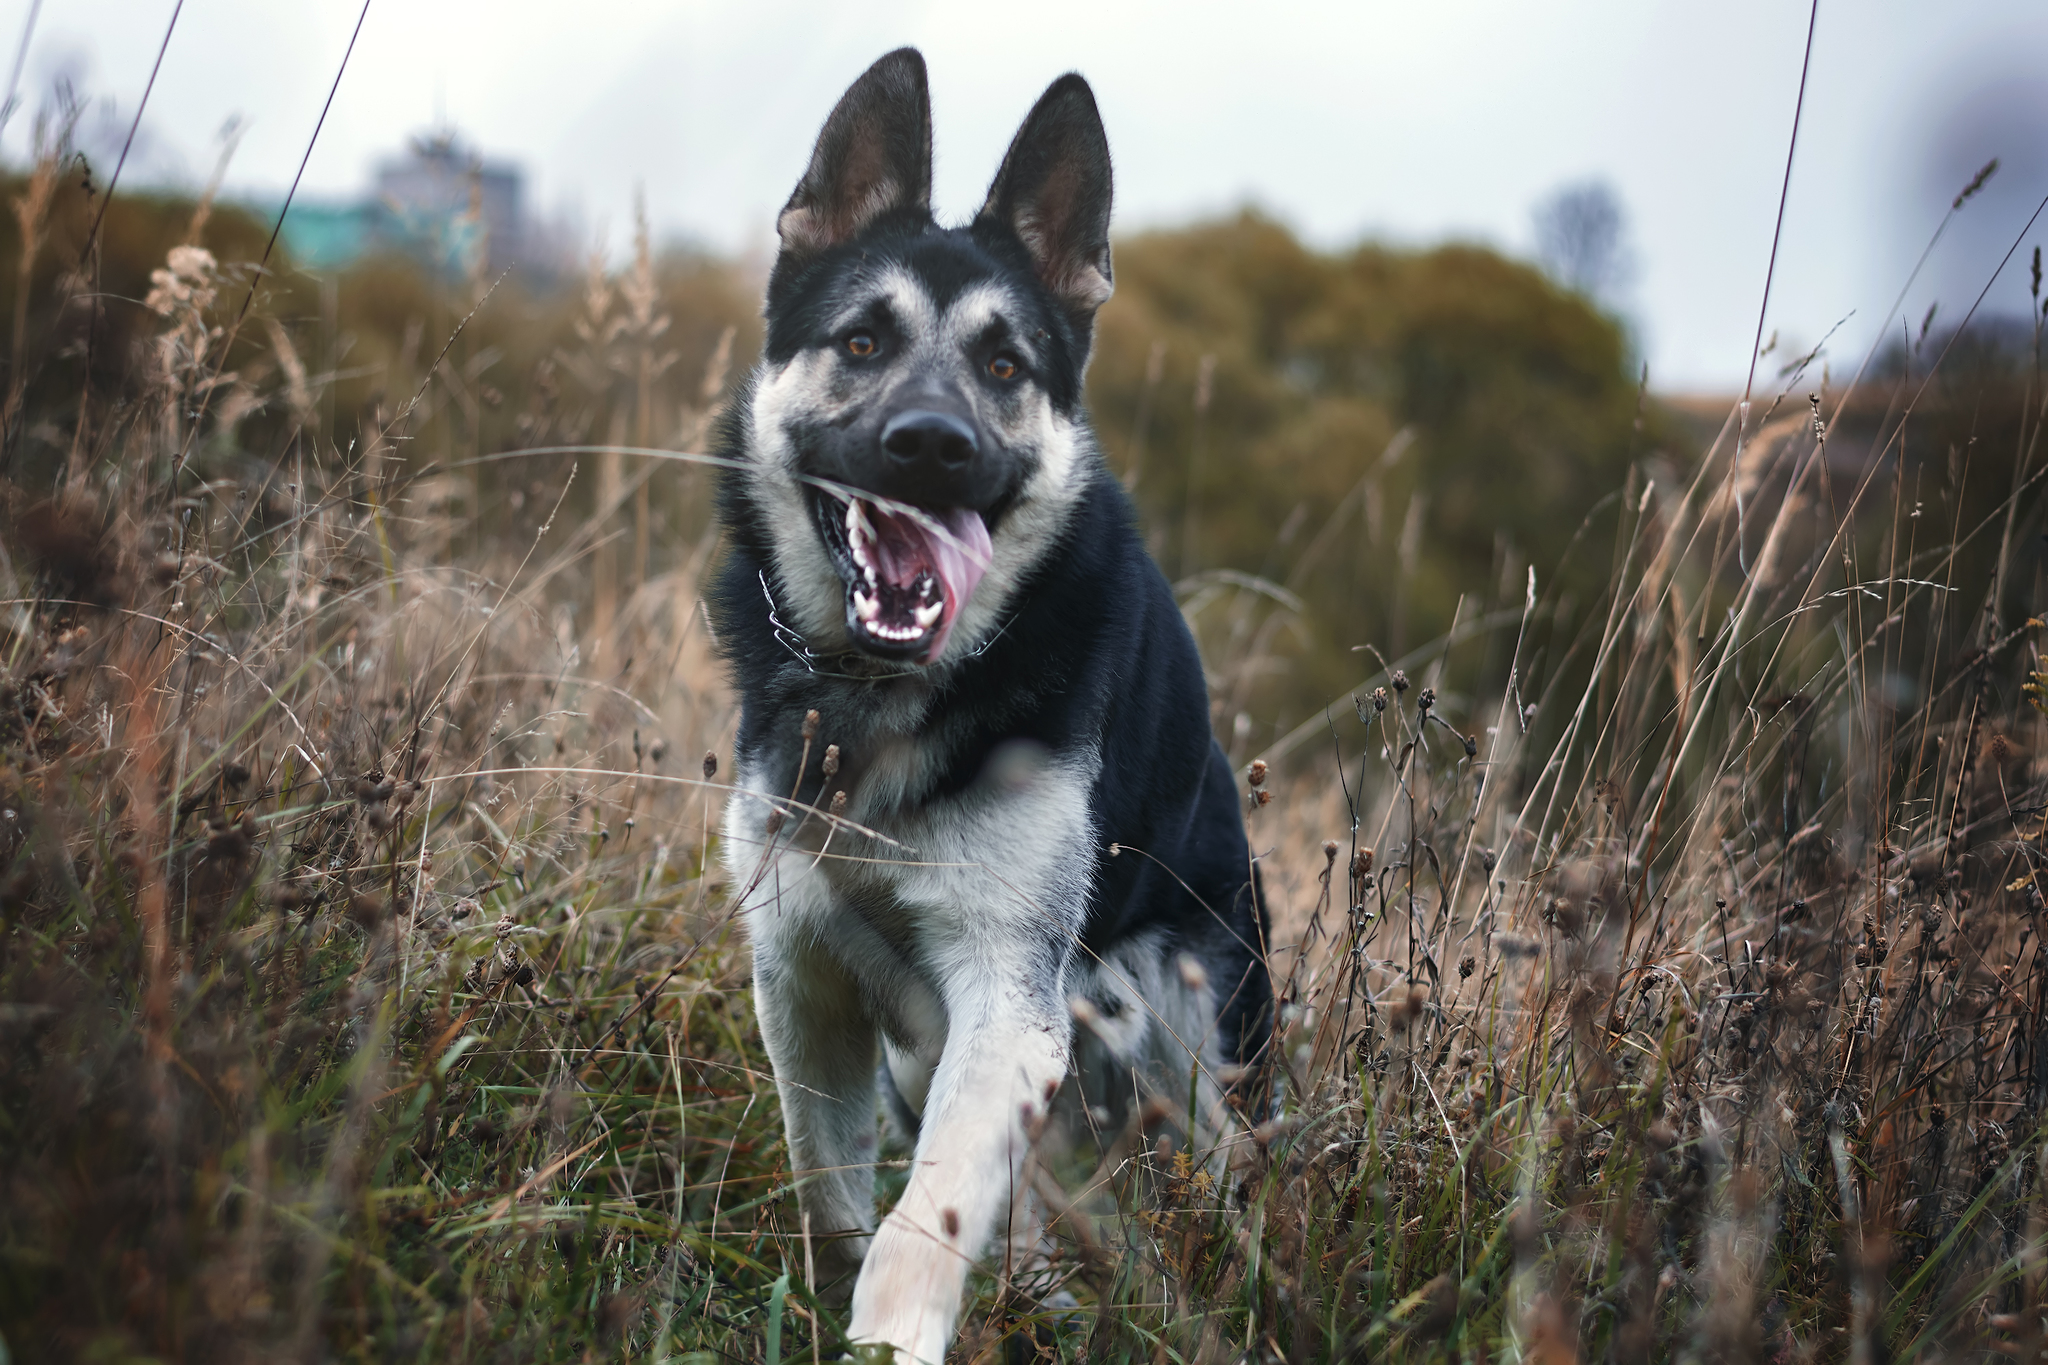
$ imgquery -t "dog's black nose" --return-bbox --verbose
[881,410,978,469]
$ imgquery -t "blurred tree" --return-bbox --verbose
[0,169,761,557]
[1532,180,1634,302]
[1089,211,1674,743]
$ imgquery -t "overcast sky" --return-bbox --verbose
[8,0,2046,392]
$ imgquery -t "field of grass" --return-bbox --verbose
[7,119,2048,1365]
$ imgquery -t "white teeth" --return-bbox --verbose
[913,599,942,628]
[857,612,936,642]
[845,498,876,582]
[854,588,879,622]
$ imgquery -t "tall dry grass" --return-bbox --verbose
[5,127,2048,1365]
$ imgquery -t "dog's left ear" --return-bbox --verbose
[978,74,1114,326]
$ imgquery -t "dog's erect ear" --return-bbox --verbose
[978,74,1114,321]
[777,48,933,261]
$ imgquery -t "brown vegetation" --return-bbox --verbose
[5,126,2048,1365]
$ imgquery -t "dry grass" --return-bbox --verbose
[7,133,2048,1365]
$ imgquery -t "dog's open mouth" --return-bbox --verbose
[811,490,992,664]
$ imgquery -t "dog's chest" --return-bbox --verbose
[728,708,1100,1035]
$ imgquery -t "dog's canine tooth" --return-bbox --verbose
[854,588,880,622]
[912,599,941,628]
[847,498,874,574]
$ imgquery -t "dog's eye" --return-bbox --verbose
[846,333,877,358]
[987,354,1020,381]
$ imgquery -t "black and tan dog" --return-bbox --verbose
[709,48,1268,1362]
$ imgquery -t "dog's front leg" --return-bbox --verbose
[847,978,1070,1363]
[754,935,881,1302]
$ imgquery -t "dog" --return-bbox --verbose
[709,48,1269,1363]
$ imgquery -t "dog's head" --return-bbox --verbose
[739,48,1113,667]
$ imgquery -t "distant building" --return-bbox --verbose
[270,130,554,281]
[273,201,371,270]
[371,131,524,276]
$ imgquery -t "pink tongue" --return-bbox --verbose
[869,504,992,661]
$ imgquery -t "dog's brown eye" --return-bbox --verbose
[988,354,1019,381]
[846,333,876,358]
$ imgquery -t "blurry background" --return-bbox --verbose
[5,0,2046,744]
[20,0,2048,388]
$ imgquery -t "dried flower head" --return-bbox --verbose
[144,245,218,317]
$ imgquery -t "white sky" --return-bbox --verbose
[8,0,2046,392]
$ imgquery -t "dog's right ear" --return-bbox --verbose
[977,74,1114,326]
[776,48,933,264]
